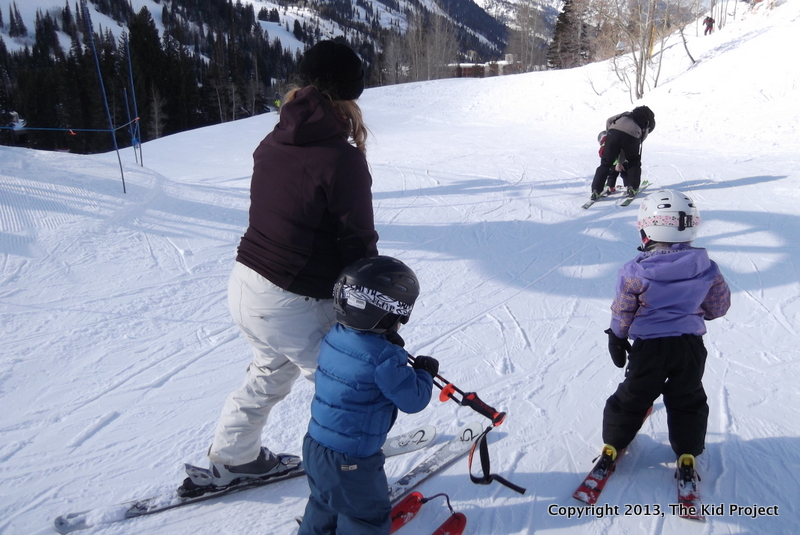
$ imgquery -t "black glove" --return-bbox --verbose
[412,355,439,378]
[605,328,631,368]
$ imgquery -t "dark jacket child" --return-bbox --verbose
[590,106,655,200]
[704,16,715,35]
[298,256,438,535]
[599,190,730,482]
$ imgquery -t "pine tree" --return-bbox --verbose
[0,35,12,132]
[128,7,167,141]
[547,0,592,69]
[8,5,17,37]
[34,11,64,60]
[13,2,27,37]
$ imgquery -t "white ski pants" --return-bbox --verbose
[208,261,336,465]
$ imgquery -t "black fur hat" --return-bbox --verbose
[298,40,365,101]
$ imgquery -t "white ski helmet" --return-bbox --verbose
[637,189,701,244]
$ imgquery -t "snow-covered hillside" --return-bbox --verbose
[5,0,304,55]
[1,1,798,534]
[4,0,502,57]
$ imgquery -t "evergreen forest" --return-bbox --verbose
[0,0,358,153]
[0,0,511,154]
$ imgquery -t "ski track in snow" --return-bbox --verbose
[67,412,121,449]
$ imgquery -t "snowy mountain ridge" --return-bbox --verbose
[1,1,799,534]
[4,0,510,57]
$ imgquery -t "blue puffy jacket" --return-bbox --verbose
[308,324,434,457]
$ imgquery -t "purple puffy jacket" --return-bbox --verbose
[610,243,731,340]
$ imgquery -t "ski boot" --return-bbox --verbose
[591,444,618,478]
[189,447,286,487]
[677,453,699,490]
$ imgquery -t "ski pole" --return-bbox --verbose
[407,355,506,426]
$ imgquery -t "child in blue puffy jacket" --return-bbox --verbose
[298,256,437,535]
[598,190,730,482]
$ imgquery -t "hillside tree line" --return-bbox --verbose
[0,0,318,153]
[0,0,533,153]
[547,0,706,99]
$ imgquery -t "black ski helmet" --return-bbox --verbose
[332,256,420,333]
[630,105,656,133]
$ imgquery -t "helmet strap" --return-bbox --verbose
[678,210,695,231]
[372,313,403,334]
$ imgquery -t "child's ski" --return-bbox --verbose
[390,492,425,532]
[619,180,650,206]
[572,447,629,505]
[676,456,705,521]
[53,425,436,534]
[581,188,613,209]
[572,406,653,504]
[391,492,467,535]
[431,513,467,535]
[384,424,437,456]
[388,421,485,502]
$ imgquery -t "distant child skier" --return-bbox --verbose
[298,256,438,535]
[598,190,731,486]
[590,106,655,200]
[704,16,715,35]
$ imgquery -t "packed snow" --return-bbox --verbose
[1,1,799,534]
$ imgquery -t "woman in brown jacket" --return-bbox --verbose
[188,41,380,489]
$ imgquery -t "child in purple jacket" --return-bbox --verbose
[599,189,731,483]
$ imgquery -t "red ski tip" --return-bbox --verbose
[390,492,424,533]
[431,512,467,535]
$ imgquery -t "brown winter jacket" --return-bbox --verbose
[606,113,651,143]
[235,86,379,299]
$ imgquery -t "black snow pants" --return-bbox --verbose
[591,129,642,194]
[602,334,709,457]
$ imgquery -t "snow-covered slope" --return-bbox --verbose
[4,0,503,57]
[4,0,305,56]
[1,1,799,534]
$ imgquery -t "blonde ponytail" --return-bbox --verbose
[283,86,368,155]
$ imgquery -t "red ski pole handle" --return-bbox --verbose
[411,355,506,426]
[462,392,506,426]
[437,384,506,427]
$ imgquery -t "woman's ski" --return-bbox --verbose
[53,425,436,534]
